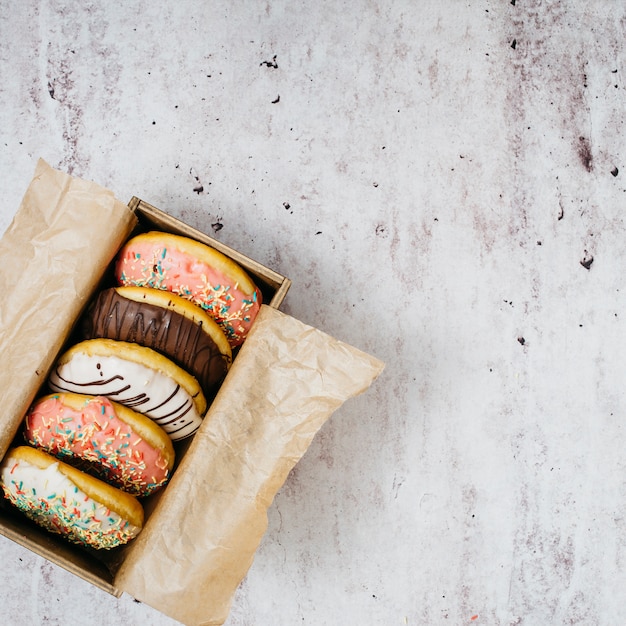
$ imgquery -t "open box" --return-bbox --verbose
[0,160,383,625]
[0,193,291,595]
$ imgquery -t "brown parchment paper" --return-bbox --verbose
[115,304,384,625]
[0,159,137,459]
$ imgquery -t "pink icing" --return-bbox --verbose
[115,239,261,347]
[24,395,170,497]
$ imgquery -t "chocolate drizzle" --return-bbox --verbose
[82,289,229,397]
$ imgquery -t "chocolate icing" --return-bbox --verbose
[82,289,229,397]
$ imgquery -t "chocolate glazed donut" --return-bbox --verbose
[82,288,229,397]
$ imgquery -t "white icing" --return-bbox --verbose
[48,353,203,441]
[0,457,140,547]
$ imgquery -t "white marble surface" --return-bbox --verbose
[1,1,625,624]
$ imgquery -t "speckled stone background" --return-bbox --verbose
[1,1,625,625]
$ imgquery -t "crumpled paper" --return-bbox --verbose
[114,304,384,625]
[0,160,384,626]
[0,159,137,460]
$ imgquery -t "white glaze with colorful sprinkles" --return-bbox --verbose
[0,456,141,549]
[48,352,203,441]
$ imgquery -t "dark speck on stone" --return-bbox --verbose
[517,336,525,345]
[193,185,203,194]
[580,252,594,270]
[211,222,223,233]
[611,166,619,177]
[260,55,278,69]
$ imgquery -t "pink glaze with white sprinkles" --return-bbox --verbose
[0,456,140,549]
[115,240,261,347]
[24,395,170,497]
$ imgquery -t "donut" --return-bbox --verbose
[114,231,262,347]
[24,393,175,497]
[48,339,207,441]
[81,286,232,398]
[0,446,143,550]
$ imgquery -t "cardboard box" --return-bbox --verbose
[0,160,383,625]
[0,195,291,595]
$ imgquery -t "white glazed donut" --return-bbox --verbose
[0,446,143,550]
[48,339,207,441]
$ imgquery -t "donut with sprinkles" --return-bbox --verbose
[24,393,175,497]
[114,231,262,347]
[0,446,144,550]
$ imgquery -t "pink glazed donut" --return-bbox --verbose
[24,393,175,497]
[114,231,262,347]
